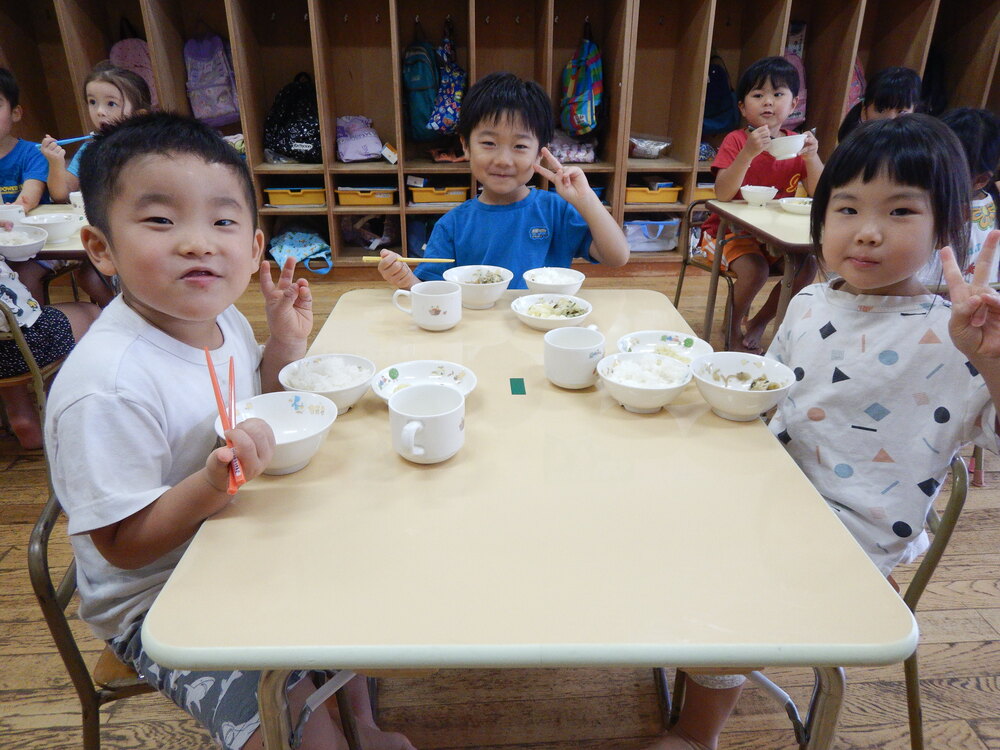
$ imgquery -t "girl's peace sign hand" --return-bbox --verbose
[533,147,594,206]
[943,230,1000,359]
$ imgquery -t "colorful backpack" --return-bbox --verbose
[844,56,866,115]
[702,52,739,135]
[560,22,604,136]
[184,33,240,128]
[426,21,467,135]
[109,19,159,108]
[402,23,439,142]
[782,52,807,129]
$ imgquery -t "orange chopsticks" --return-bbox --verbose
[204,349,246,495]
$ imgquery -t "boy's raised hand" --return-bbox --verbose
[534,147,595,206]
[260,257,312,344]
[943,230,1000,359]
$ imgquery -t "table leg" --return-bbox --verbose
[259,670,295,750]
[804,666,845,750]
[774,246,800,336]
[703,218,729,341]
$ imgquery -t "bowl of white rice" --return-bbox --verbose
[0,224,48,261]
[523,266,585,295]
[597,352,692,413]
[278,353,376,415]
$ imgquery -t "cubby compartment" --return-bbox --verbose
[473,0,549,86]
[855,0,937,78]
[335,212,403,260]
[330,173,401,211]
[260,173,328,214]
[929,0,1000,109]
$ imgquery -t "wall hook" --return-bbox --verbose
[415,14,419,23]
[554,15,559,24]
[375,13,380,23]
[343,13,349,23]
[485,15,490,24]
[515,15,520,24]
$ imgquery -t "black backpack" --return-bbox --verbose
[402,23,440,142]
[263,72,322,163]
[702,52,740,135]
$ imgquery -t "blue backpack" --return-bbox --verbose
[702,52,739,135]
[402,24,439,143]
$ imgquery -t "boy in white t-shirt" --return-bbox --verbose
[44,112,415,750]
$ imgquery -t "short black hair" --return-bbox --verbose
[811,114,971,266]
[736,56,799,102]
[865,67,921,114]
[79,111,256,237]
[0,68,19,108]
[942,107,1000,230]
[457,72,553,149]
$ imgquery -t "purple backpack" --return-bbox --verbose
[184,34,240,128]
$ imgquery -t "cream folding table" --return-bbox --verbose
[143,288,917,750]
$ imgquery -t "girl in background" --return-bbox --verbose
[837,66,921,142]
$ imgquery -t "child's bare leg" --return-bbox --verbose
[326,674,416,750]
[642,674,745,750]
[53,300,101,339]
[726,254,769,353]
[1,384,43,449]
[743,254,817,353]
[7,260,49,300]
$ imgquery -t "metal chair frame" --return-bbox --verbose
[0,299,66,432]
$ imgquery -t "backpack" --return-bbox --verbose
[702,52,739,135]
[844,56,865,115]
[782,52,807,129]
[402,24,439,143]
[560,22,605,136]
[183,33,240,128]
[426,21,467,135]
[263,72,322,163]
[109,19,158,107]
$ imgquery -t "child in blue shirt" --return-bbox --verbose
[0,68,48,209]
[379,72,629,289]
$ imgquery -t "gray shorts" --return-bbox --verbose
[110,617,312,749]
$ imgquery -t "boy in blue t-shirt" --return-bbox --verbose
[0,68,48,209]
[379,72,629,289]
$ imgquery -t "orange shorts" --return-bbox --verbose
[697,232,780,270]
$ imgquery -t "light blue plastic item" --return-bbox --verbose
[623,219,681,252]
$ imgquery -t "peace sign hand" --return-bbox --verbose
[943,230,1000,360]
[533,147,595,207]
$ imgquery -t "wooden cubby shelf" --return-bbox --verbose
[0,0,996,268]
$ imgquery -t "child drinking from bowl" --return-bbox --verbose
[378,71,629,290]
[699,56,824,354]
[648,114,1000,750]
[44,112,416,750]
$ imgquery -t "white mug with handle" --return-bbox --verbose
[389,383,465,464]
[392,280,462,331]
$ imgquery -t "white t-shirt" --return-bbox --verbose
[919,192,997,285]
[44,298,262,640]
[767,282,998,575]
[0,259,41,331]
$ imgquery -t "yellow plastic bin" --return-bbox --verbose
[264,187,327,206]
[335,188,397,206]
[692,184,716,200]
[410,186,469,203]
[626,185,683,203]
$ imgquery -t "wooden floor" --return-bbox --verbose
[2,268,1000,749]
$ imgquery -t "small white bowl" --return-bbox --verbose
[617,330,713,365]
[597,352,692,413]
[214,391,337,475]
[740,185,778,207]
[0,224,48,261]
[766,133,807,160]
[691,352,794,422]
[21,212,82,244]
[778,197,812,215]
[443,265,513,309]
[511,293,592,331]
[523,266,585,295]
[372,360,477,402]
[278,353,376,415]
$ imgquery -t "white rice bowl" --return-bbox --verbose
[597,352,692,413]
[278,354,376,415]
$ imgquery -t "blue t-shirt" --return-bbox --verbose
[414,188,594,289]
[0,138,49,204]
[67,141,89,177]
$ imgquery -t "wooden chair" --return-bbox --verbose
[28,492,155,750]
[658,454,969,749]
[0,299,67,431]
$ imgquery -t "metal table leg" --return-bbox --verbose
[804,666,845,750]
[703,218,730,341]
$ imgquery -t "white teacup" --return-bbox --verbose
[544,325,605,389]
[0,204,26,223]
[392,280,462,331]
[69,191,85,211]
[389,383,465,464]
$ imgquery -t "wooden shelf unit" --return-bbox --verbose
[0,0,996,267]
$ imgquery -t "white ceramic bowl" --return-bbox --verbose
[778,197,812,215]
[214,391,337,475]
[617,330,713,365]
[0,224,48,261]
[523,266,585,295]
[372,360,477,402]
[511,293,592,331]
[21,212,81,244]
[740,185,778,207]
[597,352,692,413]
[766,133,807,160]
[691,352,794,421]
[278,353,376,415]
[443,265,513,309]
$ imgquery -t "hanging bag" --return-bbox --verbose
[560,22,605,136]
[426,20,467,135]
[702,51,739,135]
[263,72,322,163]
[109,18,159,107]
[402,22,440,142]
[184,31,240,127]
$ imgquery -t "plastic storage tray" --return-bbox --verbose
[264,187,327,206]
[626,186,683,203]
[410,187,469,203]
[335,188,397,206]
